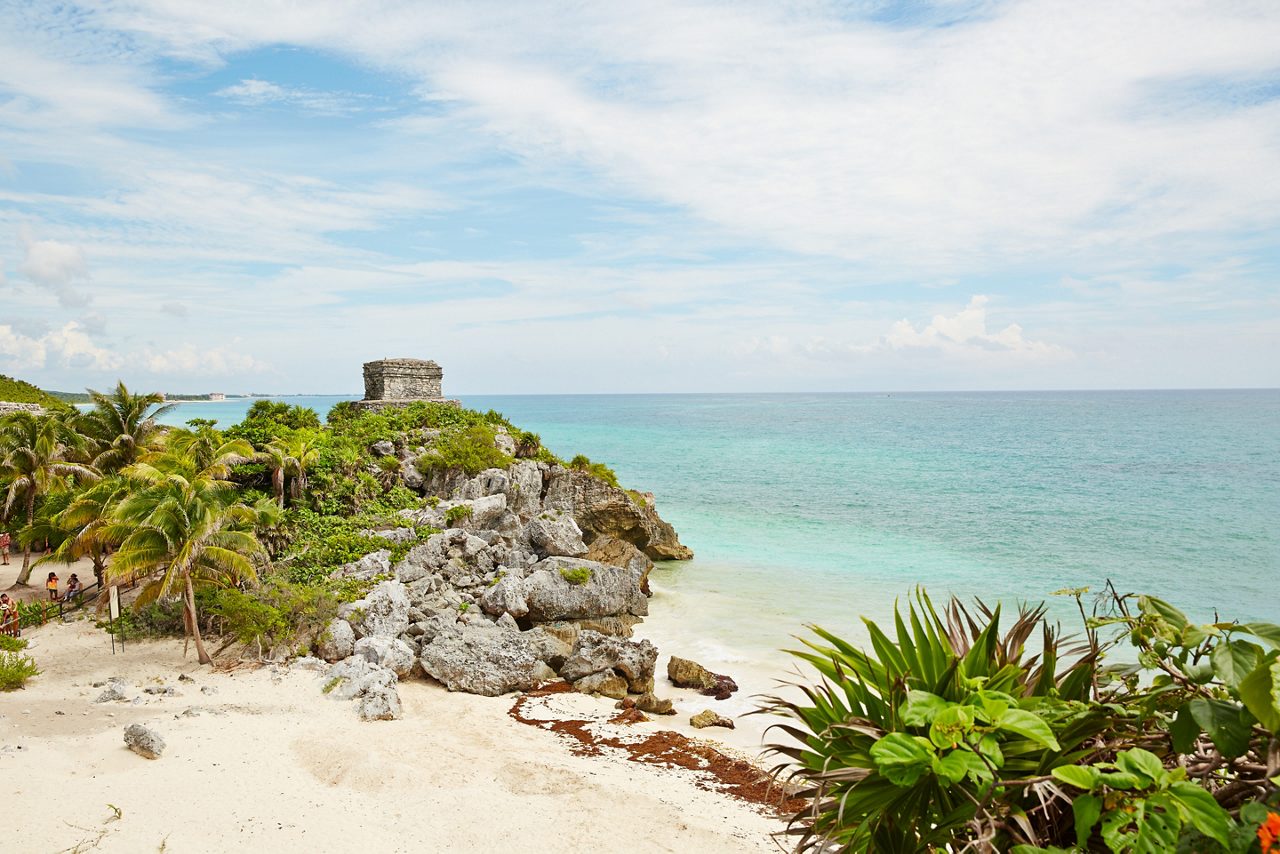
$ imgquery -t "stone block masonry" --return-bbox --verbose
[353,358,460,412]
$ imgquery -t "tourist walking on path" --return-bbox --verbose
[0,593,18,637]
[46,571,59,602]
[0,530,10,565]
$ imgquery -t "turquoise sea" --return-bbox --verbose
[153,391,1280,679]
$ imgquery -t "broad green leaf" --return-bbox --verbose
[995,707,1061,751]
[1072,793,1102,849]
[1210,638,1262,689]
[1169,703,1200,754]
[1140,595,1189,631]
[1181,624,1209,647]
[1238,655,1280,732]
[974,689,1016,722]
[1242,622,1280,650]
[1188,697,1252,758]
[1051,764,1100,790]
[901,690,950,727]
[869,732,933,786]
[1169,781,1230,848]
[929,703,975,749]
[1115,748,1165,787]
[1135,794,1181,852]
[931,749,981,784]
[976,734,1004,770]
[1098,771,1141,790]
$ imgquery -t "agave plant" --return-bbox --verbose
[759,591,1110,852]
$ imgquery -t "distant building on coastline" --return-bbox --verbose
[208,392,226,401]
[353,358,460,411]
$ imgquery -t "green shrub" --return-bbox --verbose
[205,580,340,654]
[443,504,473,526]
[568,454,620,488]
[101,599,189,638]
[559,566,592,585]
[418,425,513,476]
[762,588,1280,853]
[0,651,40,690]
[225,401,321,446]
[0,635,28,652]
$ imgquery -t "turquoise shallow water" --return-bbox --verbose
[152,391,1280,667]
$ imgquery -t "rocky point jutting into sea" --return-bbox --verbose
[302,358,728,722]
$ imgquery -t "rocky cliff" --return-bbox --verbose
[315,424,698,716]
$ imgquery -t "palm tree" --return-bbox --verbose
[0,411,98,583]
[40,476,132,587]
[283,431,320,506]
[258,443,290,508]
[262,431,321,508]
[106,472,263,665]
[82,382,173,473]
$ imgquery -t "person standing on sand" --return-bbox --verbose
[0,530,10,565]
[46,571,59,601]
[0,594,18,637]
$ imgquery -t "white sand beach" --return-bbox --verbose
[2,619,785,853]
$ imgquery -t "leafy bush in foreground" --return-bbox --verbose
[0,651,41,690]
[761,588,1280,853]
[0,635,28,653]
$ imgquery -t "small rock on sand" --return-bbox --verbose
[689,709,735,730]
[123,724,166,759]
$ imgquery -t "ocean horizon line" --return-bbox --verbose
[106,385,1280,399]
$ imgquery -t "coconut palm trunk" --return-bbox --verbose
[15,491,36,584]
[185,573,212,665]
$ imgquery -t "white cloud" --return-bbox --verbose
[0,322,268,378]
[214,78,372,115]
[140,345,269,376]
[19,234,86,285]
[0,322,120,371]
[882,296,1068,357]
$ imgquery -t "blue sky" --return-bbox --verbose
[0,0,1277,394]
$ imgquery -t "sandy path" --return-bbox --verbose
[2,620,784,853]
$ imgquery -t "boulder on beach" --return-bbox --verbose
[667,656,738,700]
[418,624,545,697]
[317,618,355,662]
[560,630,657,694]
[123,723,166,759]
[522,557,647,622]
[689,709,735,730]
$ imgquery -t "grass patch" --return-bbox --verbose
[0,651,40,690]
[0,635,29,653]
[443,504,473,525]
[568,454,620,488]
[322,676,342,695]
[559,566,592,586]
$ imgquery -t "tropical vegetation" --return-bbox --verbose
[762,587,1280,853]
[0,379,595,669]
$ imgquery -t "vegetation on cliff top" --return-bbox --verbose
[0,374,65,408]
[0,381,627,661]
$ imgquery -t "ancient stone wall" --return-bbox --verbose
[363,358,443,400]
[355,357,458,411]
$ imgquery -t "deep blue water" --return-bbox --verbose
[151,391,1280,658]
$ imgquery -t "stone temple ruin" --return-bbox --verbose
[352,358,460,411]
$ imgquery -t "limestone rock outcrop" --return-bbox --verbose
[418,623,545,697]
